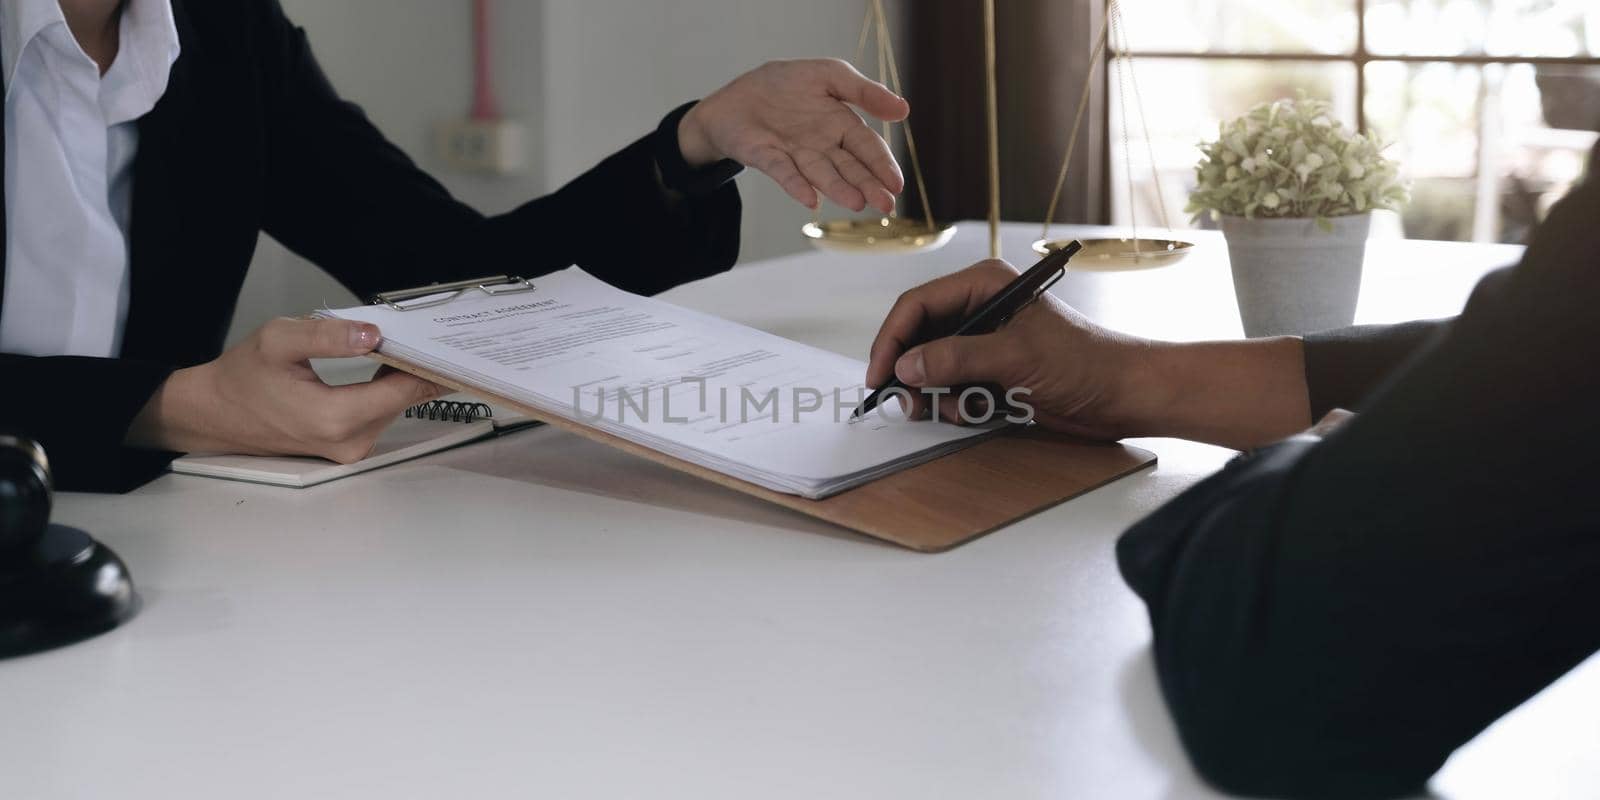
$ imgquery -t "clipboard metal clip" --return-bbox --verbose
[371,275,536,311]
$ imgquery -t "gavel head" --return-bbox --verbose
[0,435,137,659]
[0,435,53,562]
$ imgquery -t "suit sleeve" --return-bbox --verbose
[1301,318,1449,420]
[1117,173,1600,798]
[252,0,740,301]
[0,355,176,492]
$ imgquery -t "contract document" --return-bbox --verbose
[321,267,1001,499]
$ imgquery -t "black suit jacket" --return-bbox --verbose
[0,0,741,492]
[1117,144,1600,798]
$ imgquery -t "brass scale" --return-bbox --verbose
[801,0,1193,268]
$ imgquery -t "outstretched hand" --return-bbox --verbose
[678,58,910,214]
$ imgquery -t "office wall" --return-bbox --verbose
[229,0,544,341]
[537,0,877,263]
[229,0,881,343]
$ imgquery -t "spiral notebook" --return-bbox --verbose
[169,398,539,488]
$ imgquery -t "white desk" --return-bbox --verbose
[8,223,1597,799]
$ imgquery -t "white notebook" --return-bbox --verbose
[170,398,537,488]
[319,267,998,499]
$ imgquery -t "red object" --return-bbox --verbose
[471,0,499,120]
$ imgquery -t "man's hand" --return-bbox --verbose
[127,318,446,463]
[865,260,1316,449]
[678,58,909,214]
[866,260,1153,440]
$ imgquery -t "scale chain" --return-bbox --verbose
[1041,12,1111,238]
[871,0,937,232]
[1113,0,1174,234]
[1041,0,1180,255]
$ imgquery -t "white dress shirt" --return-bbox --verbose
[0,0,180,358]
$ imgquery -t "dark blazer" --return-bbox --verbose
[0,0,742,492]
[1117,143,1600,798]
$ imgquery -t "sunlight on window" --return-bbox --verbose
[1365,0,1599,58]
[1107,60,1356,232]
[1113,0,1600,243]
[1116,0,1357,54]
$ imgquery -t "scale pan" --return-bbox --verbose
[803,217,957,254]
[1032,237,1194,270]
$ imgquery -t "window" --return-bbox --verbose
[1109,0,1600,242]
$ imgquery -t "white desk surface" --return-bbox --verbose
[9,223,1597,799]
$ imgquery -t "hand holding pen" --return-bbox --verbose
[853,241,1083,422]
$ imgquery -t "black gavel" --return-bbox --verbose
[0,435,139,659]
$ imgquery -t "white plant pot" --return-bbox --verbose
[1220,213,1372,338]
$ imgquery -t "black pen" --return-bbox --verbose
[851,239,1084,421]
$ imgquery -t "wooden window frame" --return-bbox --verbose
[1104,0,1600,235]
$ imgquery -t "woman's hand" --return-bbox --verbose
[127,318,446,462]
[677,58,909,214]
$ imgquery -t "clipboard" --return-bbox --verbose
[363,277,1157,553]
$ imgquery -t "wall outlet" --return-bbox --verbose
[436,118,527,175]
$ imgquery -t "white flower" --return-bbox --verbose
[1187,92,1406,222]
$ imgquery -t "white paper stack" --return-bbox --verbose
[322,267,998,499]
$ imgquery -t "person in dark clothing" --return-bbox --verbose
[865,145,1600,797]
[1,0,911,492]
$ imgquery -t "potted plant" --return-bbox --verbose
[1187,94,1409,337]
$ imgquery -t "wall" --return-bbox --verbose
[537,0,877,263]
[228,0,880,343]
[229,0,544,341]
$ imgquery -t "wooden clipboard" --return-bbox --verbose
[367,350,1155,553]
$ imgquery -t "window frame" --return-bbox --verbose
[1106,0,1600,240]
